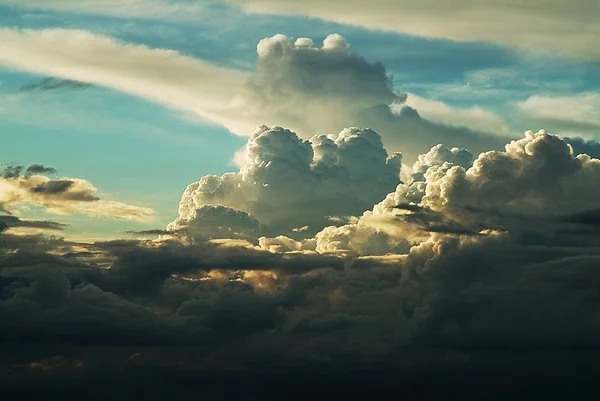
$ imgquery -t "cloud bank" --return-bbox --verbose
[3,130,600,395]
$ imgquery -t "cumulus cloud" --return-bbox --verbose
[168,125,401,239]
[0,167,154,221]
[223,0,600,61]
[422,130,600,218]
[0,29,510,161]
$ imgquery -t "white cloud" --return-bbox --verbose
[168,125,402,239]
[223,0,600,61]
[422,129,600,217]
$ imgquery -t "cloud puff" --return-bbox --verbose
[169,125,401,238]
[0,168,154,221]
[422,130,600,218]
[224,0,600,61]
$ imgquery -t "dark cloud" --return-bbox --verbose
[31,180,74,194]
[564,137,600,159]
[1,165,23,179]
[0,216,67,231]
[126,229,177,237]
[19,77,91,92]
[25,164,58,175]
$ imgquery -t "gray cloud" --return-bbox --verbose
[19,77,91,92]
[0,215,67,231]
[25,164,58,175]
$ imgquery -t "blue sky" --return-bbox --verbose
[1,1,599,239]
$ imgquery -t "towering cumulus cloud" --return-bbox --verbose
[169,125,401,239]
[236,34,507,160]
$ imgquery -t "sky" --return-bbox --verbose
[1,1,600,398]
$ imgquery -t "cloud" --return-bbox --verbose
[0,0,210,19]
[0,167,154,221]
[24,164,58,175]
[422,130,600,218]
[223,0,600,61]
[9,0,597,62]
[564,137,600,159]
[4,124,600,386]
[19,77,91,92]
[516,93,600,138]
[234,33,508,161]
[168,205,261,241]
[0,29,510,161]
[0,215,67,231]
[403,93,510,136]
[168,125,401,239]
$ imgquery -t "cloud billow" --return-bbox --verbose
[169,124,402,239]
